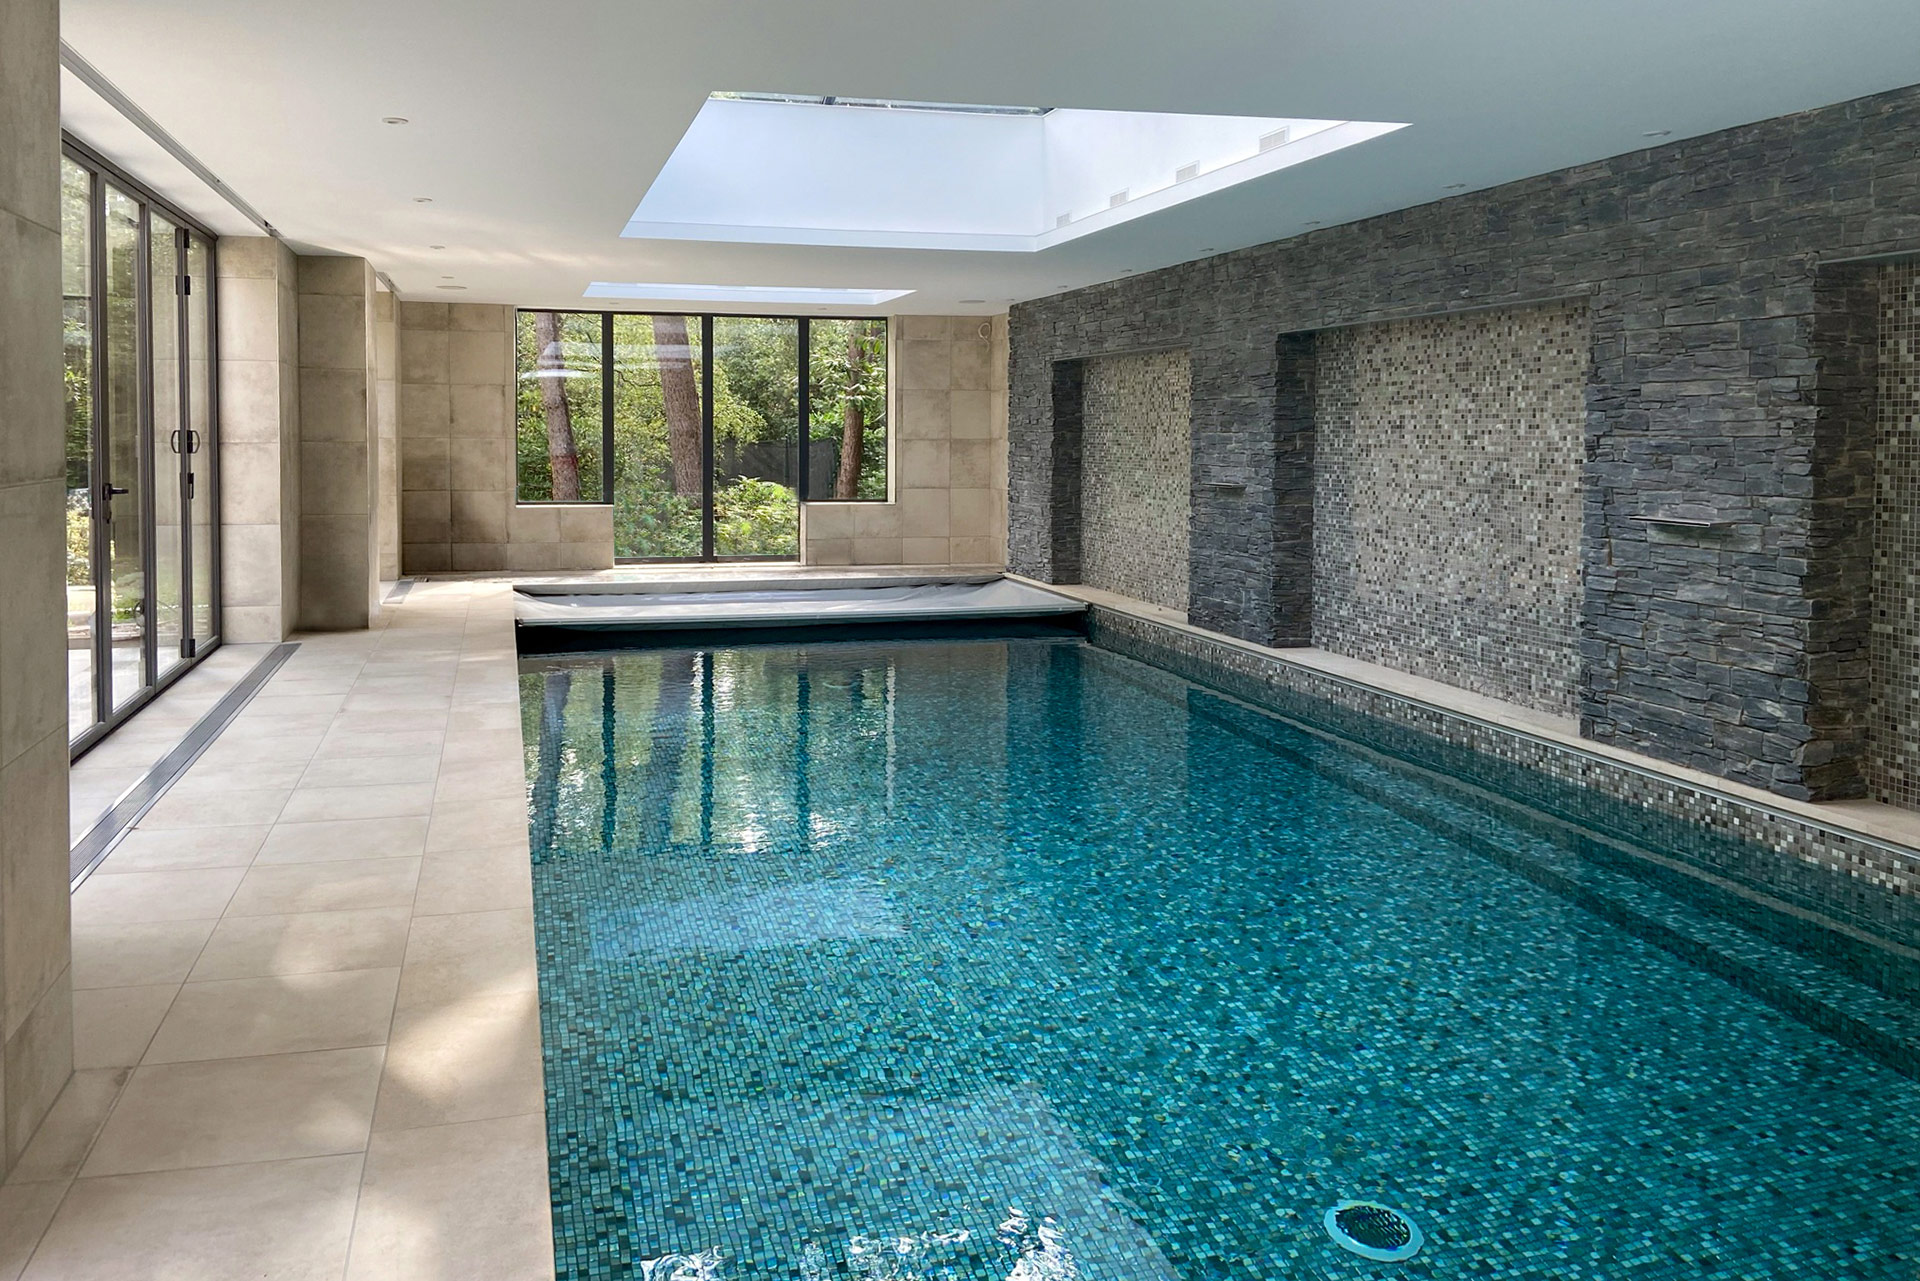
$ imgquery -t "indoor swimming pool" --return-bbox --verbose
[520,634,1920,1280]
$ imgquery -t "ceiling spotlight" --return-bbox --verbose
[441,274,454,279]
[1444,182,1467,190]
[436,284,468,291]
[382,116,409,125]
[1643,129,1671,138]
[1303,220,1322,227]
[958,298,986,304]
[413,196,433,203]
[429,244,446,250]
[1201,247,1217,253]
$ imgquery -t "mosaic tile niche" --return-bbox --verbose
[1871,262,1920,809]
[1080,349,1192,613]
[1312,299,1587,715]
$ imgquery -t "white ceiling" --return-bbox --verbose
[55,0,1920,315]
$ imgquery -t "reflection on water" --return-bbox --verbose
[590,879,903,960]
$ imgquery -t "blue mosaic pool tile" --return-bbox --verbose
[522,637,1920,1279]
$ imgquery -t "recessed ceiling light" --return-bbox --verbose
[429,244,445,250]
[382,116,408,125]
[436,284,467,291]
[1303,220,1322,227]
[412,197,433,203]
[958,298,986,304]
[440,274,454,279]
[1444,182,1467,190]
[1201,246,1217,252]
[1643,129,1671,138]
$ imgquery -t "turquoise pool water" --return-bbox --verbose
[521,635,1920,1280]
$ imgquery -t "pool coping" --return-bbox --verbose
[1016,578,1920,897]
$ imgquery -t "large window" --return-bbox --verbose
[516,311,887,561]
[62,139,222,754]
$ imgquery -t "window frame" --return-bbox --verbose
[514,308,889,563]
[62,132,225,762]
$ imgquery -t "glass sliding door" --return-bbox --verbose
[185,234,217,651]
[518,309,887,562]
[62,137,223,755]
[103,185,148,713]
[61,156,99,743]
[150,213,186,680]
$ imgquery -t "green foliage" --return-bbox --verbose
[65,497,91,586]
[714,478,799,556]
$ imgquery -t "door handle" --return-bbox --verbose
[103,484,129,498]
[169,429,182,454]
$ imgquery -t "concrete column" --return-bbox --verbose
[215,236,301,641]
[0,0,74,1176]
[296,255,376,629]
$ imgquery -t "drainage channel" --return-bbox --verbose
[68,641,300,885]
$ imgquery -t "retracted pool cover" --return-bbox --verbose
[513,578,1087,631]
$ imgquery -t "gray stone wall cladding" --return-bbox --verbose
[1312,301,1586,716]
[1010,84,1920,802]
[1080,350,1193,613]
[1872,261,1920,808]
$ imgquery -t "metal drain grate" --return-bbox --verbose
[1324,1200,1424,1262]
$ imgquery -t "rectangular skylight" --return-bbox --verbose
[624,95,1407,253]
[583,282,914,306]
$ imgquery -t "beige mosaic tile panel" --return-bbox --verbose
[1870,262,1920,809]
[1312,300,1587,715]
[1080,349,1192,614]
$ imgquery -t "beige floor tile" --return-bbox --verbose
[278,783,437,824]
[345,1113,553,1281]
[297,755,440,789]
[439,728,522,764]
[22,1153,363,1281]
[96,826,270,875]
[412,852,533,916]
[431,758,526,803]
[235,693,347,718]
[71,919,217,990]
[217,712,341,740]
[373,991,544,1132]
[253,816,431,865]
[329,710,450,734]
[6,1069,130,1182]
[70,867,244,924]
[136,787,290,830]
[225,858,421,916]
[190,908,412,981]
[191,732,326,769]
[162,759,310,796]
[312,728,446,761]
[445,704,520,735]
[396,909,537,1012]
[72,986,178,1069]
[143,969,400,1063]
[81,1048,384,1177]
[0,1181,68,1281]
[424,798,529,853]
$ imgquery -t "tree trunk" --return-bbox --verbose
[653,314,703,497]
[532,311,580,501]
[833,327,866,499]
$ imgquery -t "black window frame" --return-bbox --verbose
[513,308,890,562]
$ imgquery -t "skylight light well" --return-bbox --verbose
[623,95,1406,253]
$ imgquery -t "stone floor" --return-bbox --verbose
[67,643,271,844]
[2,580,553,1281]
